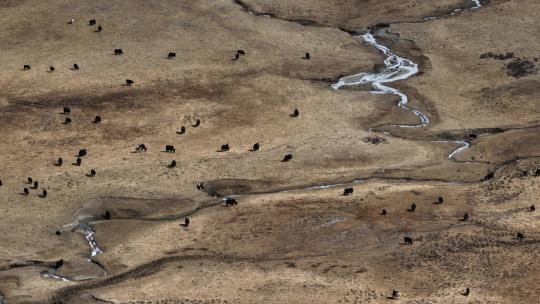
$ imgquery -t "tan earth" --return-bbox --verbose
[0,0,538,303]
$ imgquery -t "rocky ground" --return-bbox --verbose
[0,0,538,303]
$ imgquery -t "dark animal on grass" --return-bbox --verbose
[49,66,55,72]
[89,19,96,25]
[290,108,299,117]
[104,211,111,220]
[225,198,238,206]
[90,169,96,176]
[54,259,64,269]
[437,196,444,204]
[78,149,87,157]
[531,205,536,212]
[183,218,190,227]
[251,143,259,151]
[114,48,123,55]
[237,50,246,56]
[57,157,63,166]
[343,188,354,196]
[192,119,201,127]
[28,177,33,184]
[165,145,176,153]
[23,188,29,195]
[404,236,413,244]
[64,117,72,124]
[196,182,204,191]
[462,212,469,221]
[33,181,38,189]
[469,133,477,139]
[55,231,61,236]
[484,171,495,180]
[408,203,416,212]
[220,144,229,152]
[463,287,470,296]
[136,144,147,152]
[282,154,293,162]
[0,179,2,186]
[232,53,240,61]
[93,116,101,123]
[169,160,176,168]
[42,189,47,198]
[516,232,524,240]
[522,170,528,177]
[126,79,134,86]
[303,52,311,60]
[63,107,70,114]
[168,52,176,59]
[177,126,186,135]
[73,64,79,70]
[23,65,31,70]
[381,209,387,215]
[535,169,540,176]
[97,25,102,32]
[76,157,82,166]
[391,290,400,300]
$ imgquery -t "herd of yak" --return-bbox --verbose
[2,16,538,300]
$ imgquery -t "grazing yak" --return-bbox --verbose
[64,117,72,124]
[220,144,230,152]
[114,48,123,55]
[303,52,311,60]
[391,290,400,300]
[192,119,201,127]
[225,198,238,206]
[42,189,47,198]
[57,157,63,166]
[76,157,82,166]
[23,65,31,70]
[462,212,469,221]
[290,108,299,117]
[73,64,79,70]
[28,177,33,184]
[93,116,101,123]
[90,169,96,176]
[232,53,240,61]
[126,79,134,86]
[169,160,177,168]
[281,154,293,162]
[404,236,413,244]
[463,287,470,296]
[33,181,38,189]
[63,107,71,114]
[104,211,111,220]
[54,259,64,269]
[49,66,55,72]
[196,182,205,191]
[23,187,29,195]
[437,196,444,204]
[168,52,176,59]
[183,218,190,227]
[408,203,417,212]
[136,144,147,152]
[177,126,186,135]
[0,179,2,186]
[165,145,176,153]
[343,188,354,196]
[516,232,524,240]
[381,209,387,215]
[97,25,102,32]
[237,49,246,56]
[531,204,536,212]
[251,143,260,151]
[78,149,87,157]
[89,19,96,25]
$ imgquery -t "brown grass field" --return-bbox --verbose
[0,0,538,303]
